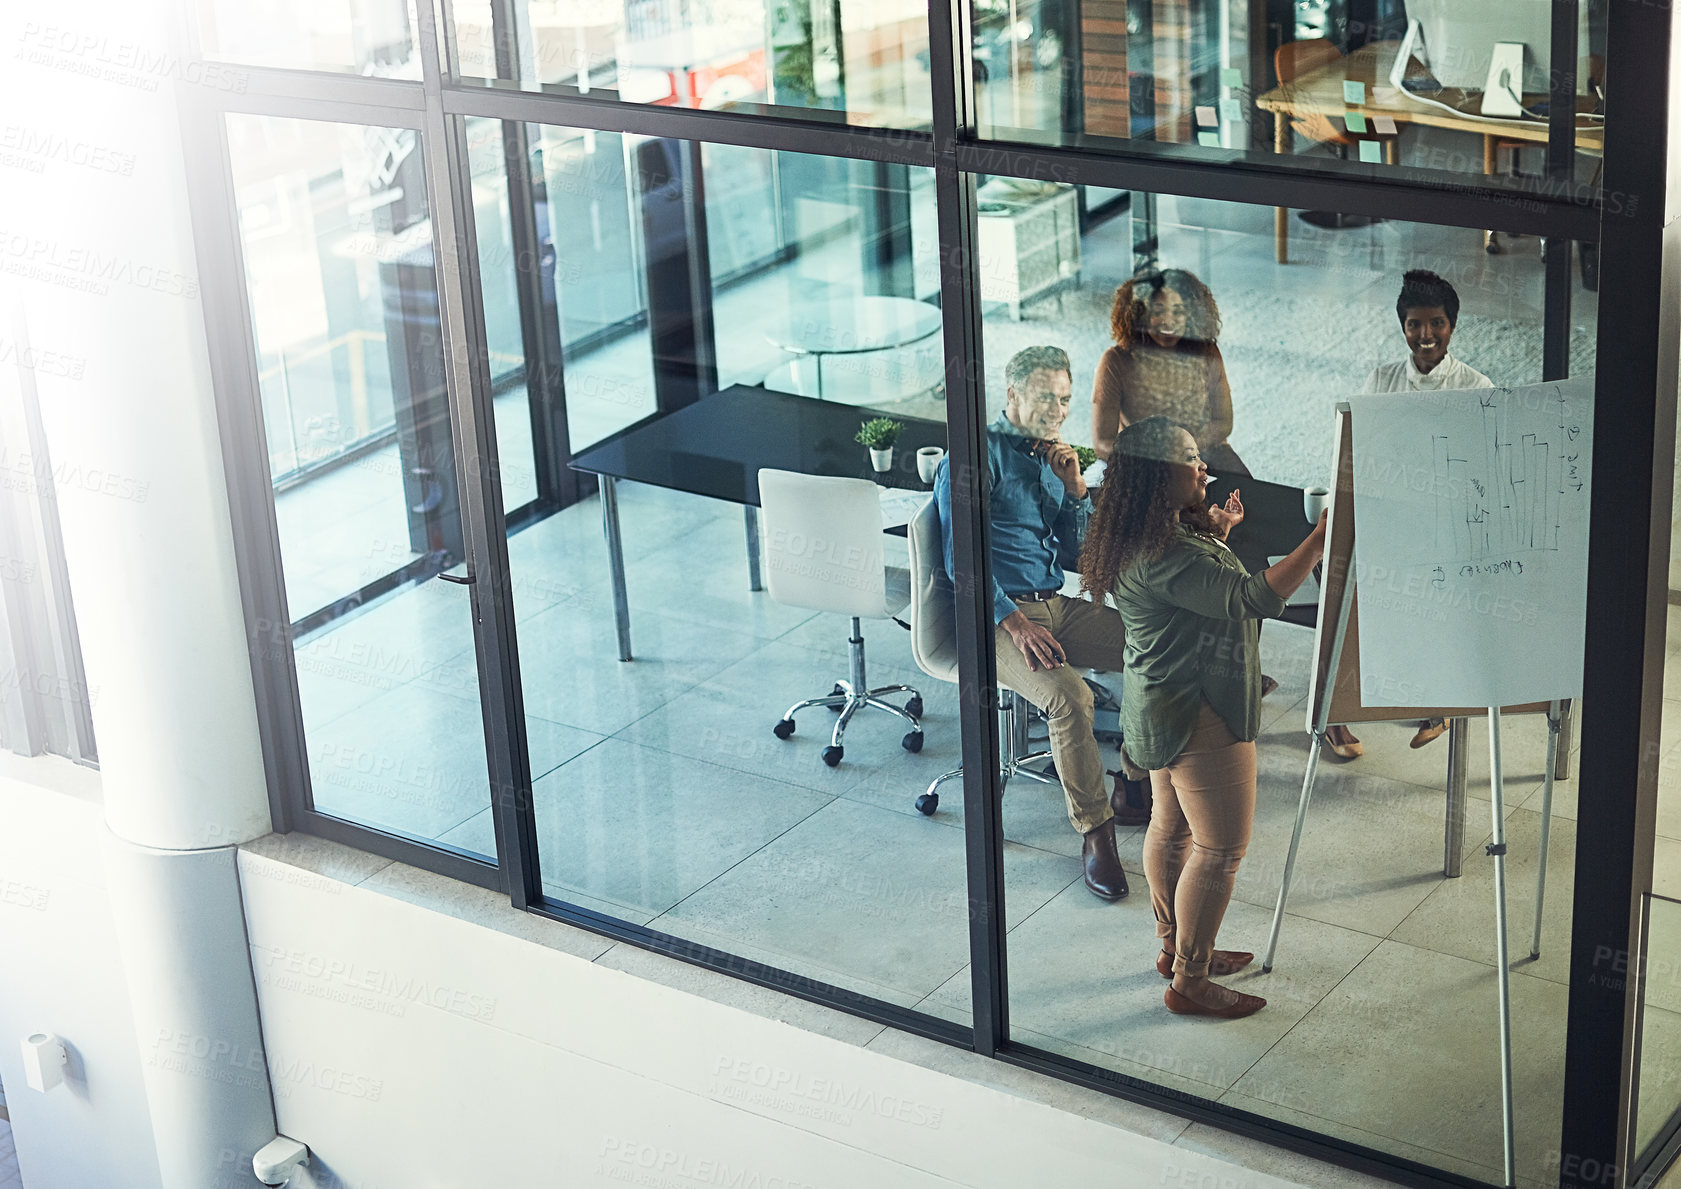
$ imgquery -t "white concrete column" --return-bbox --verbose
[3,0,280,1185]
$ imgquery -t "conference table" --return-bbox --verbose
[570,386,1325,658]
[570,385,946,662]
[1256,41,1605,263]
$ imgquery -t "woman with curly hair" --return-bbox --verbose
[1091,269,1248,477]
[1080,417,1324,1019]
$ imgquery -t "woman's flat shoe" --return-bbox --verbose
[1157,950,1255,979]
[1410,720,1448,749]
[1260,675,1279,698]
[1326,733,1363,760]
[1164,985,1267,1019]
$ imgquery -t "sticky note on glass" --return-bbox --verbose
[1344,112,1367,133]
[1221,67,1242,87]
[1343,79,1366,104]
[1358,140,1383,163]
[1220,97,1242,121]
[1195,105,1217,127]
[1198,131,1221,148]
[1373,115,1398,135]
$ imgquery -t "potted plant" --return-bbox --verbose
[855,417,905,473]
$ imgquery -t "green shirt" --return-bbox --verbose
[1112,525,1287,770]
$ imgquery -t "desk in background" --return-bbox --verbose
[1255,41,1604,263]
[570,385,945,661]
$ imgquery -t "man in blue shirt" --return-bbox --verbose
[934,346,1143,901]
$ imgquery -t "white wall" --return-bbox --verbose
[0,759,163,1189]
[238,847,1302,1189]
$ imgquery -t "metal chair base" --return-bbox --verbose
[915,690,1057,814]
[773,617,923,766]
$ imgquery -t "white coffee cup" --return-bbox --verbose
[916,446,946,484]
[1304,486,1330,523]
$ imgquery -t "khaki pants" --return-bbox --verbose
[1144,701,1257,979]
[992,595,1141,835]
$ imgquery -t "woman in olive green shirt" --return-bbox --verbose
[1080,417,1325,1020]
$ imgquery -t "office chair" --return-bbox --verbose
[758,469,924,767]
[904,497,1058,815]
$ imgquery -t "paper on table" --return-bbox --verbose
[878,487,931,530]
[1347,380,1593,707]
[1373,115,1398,135]
[1195,105,1217,127]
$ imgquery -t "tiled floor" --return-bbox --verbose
[269,202,1621,1184]
[0,1080,19,1189]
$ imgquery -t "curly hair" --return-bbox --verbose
[1108,268,1222,352]
[1079,417,1215,598]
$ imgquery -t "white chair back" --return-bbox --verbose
[906,497,960,684]
[757,469,888,619]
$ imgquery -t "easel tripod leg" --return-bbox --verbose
[1531,700,1561,960]
[1487,708,1517,1188]
[1262,734,1323,973]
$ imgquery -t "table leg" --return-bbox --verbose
[1482,135,1501,254]
[814,353,825,402]
[601,476,632,662]
[744,504,762,592]
[1554,699,1575,780]
[1274,116,1291,264]
[1444,716,1469,877]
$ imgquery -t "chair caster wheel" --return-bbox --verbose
[772,718,795,740]
[821,746,843,767]
[902,731,923,753]
[828,684,845,712]
[915,793,939,815]
[905,696,923,718]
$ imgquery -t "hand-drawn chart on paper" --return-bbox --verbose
[1348,378,1592,707]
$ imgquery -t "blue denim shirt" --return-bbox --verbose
[934,415,1092,625]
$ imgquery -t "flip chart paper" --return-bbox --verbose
[1348,379,1593,706]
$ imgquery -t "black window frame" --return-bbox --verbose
[170,0,1677,1184]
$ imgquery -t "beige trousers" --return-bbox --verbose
[1143,700,1257,979]
[991,595,1143,835]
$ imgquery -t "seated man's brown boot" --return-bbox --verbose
[1082,821,1129,900]
[1110,772,1152,828]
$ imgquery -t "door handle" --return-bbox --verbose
[437,571,476,585]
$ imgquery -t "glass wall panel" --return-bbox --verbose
[227,114,493,857]
[467,123,966,1015]
[981,0,1605,195]
[1631,409,1681,1174]
[451,0,931,129]
[197,0,422,76]
[466,116,542,511]
[979,189,1593,1182]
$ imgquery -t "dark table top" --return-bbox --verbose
[1206,474,1320,629]
[569,384,947,506]
[570,389,1318,626]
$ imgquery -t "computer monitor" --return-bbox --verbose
[1395,0,1591,95]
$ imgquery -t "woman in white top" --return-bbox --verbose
[1329,269,1494,760]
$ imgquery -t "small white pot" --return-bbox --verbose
[868,447,894,472]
